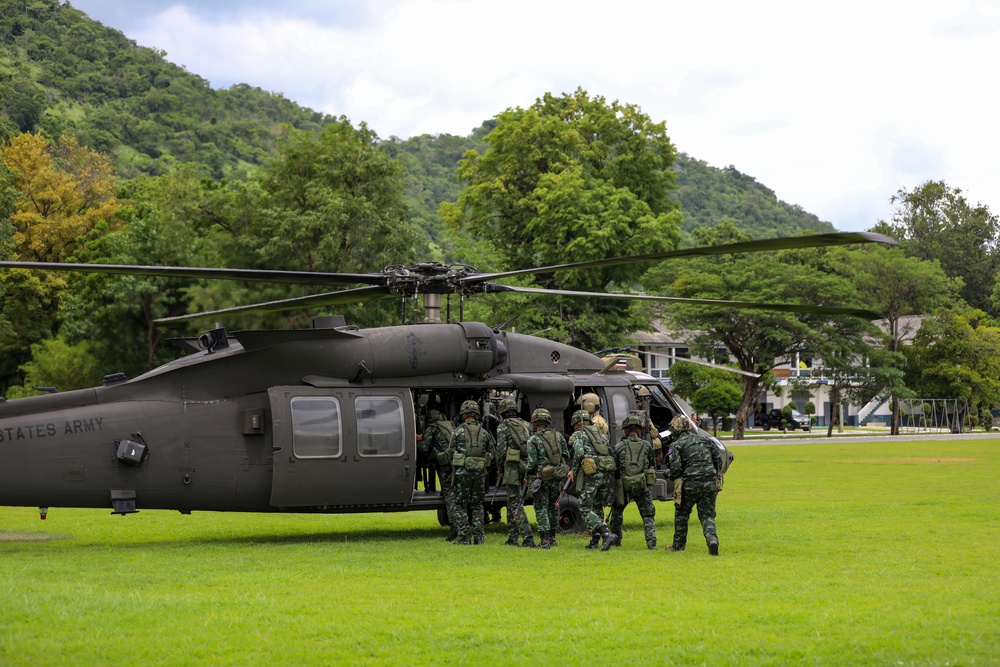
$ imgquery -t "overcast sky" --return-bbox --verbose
[68,0,1000,232]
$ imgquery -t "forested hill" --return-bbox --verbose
[0,0,834,245]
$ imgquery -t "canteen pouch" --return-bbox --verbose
[435,450,450,466]
[581,457,598,475]
[554,462,570,480]
[451,452,466,468]
[597,455,616,473]
[502,462,521,485]
[540,465,555,481]
[505,447,522,463]
[645,469,656,486]
[464,456,486,473]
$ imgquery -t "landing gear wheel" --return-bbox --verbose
[557,494,586,534]
[437,507,450,526]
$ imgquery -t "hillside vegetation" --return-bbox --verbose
[1,0,834,250]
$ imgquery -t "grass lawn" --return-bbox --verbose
[1,438,997,666]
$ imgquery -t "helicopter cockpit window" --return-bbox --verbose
[355,396,405,457]
[290,397,343,458]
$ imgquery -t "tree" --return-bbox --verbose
[442,89,682,350]
[874,181,1000,316]
[692,380,742,437]
[4,336,102,399]
[904,309,1000,431]
[643,222,866,439]
[1,132,119,262]
[831,244,960,435]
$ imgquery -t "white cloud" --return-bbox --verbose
[70,0,1000,232]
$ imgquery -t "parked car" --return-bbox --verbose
[758,408,812,431]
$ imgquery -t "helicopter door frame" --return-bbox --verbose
[268,386,415,509]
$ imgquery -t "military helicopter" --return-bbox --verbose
[0,231,893,530]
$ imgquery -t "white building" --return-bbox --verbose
[629,318,924,428]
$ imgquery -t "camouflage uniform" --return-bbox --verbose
[667,419,723,554]
[422,411,458,537]
[569,411,618,550]
[526,411,570,548]
[496,409,534,546]
[450,407,496,545]
[608,428,657,549]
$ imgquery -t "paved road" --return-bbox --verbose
[723,431,1000,446]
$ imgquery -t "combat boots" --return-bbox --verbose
[599,526,619,551]
[519,536,539,549]
[548,531,558,547]
[647,538,657,551]
[504,537,519,547]
[538,532,552,550]
[585,533,601,550]
[445,527,458,542]
[708,540,719,556]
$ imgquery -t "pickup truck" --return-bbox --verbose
[757,408,812,431]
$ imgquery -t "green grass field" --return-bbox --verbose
[2,438,997,666]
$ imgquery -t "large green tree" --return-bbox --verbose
[644,222,867,439]
[442,89,682,350]
[210,120,419,329]
[874,181,999,316]
[830,244,960,434]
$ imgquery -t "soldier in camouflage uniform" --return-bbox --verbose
[608,415,658,550]
[449,400,496,546]
[422,409,459,541]
[665,415,723,555]
[578,393,609,436]
[525,407,570,549]
[495,397,537,548]
[568,410,618,551]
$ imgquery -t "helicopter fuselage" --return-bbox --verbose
[0,322,708,519]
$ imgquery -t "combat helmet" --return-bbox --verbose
[577,392,601,413]
[570,409,592,427]
[622,414,643,430]
[670,415,693,432]
[531,407,551,424]
[460,400,481,417]
[428,409,447,422]
[498,396,518,415]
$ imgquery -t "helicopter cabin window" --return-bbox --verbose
[611,392,630,427]
[290,397,343,458]
[355,396,405,457]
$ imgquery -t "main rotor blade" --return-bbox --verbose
[492,285,881,318]
[0,261,385,287]
[155,285,394,325]
[466,231,896,284]
[629,349,762,378]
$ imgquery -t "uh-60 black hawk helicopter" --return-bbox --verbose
[0,231,893,532]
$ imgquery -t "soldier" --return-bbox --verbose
[577,393,609,436]
[495,396,537,548]
[568,410,618,551]
[449,400,496,546]
[422,409,459,541]
[665,415,723,555]
[608,414,658,550]
[525,407,570,549]
[633,385,663,463]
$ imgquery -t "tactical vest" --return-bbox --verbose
[462,423,486,458]
[502,419,530,460]
[431,420,455,466]
[583,425,610,456]
[538,429,564,465]
[622,436,648,477]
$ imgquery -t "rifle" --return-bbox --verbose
[488,472,503,506]
[513,479,529,518]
